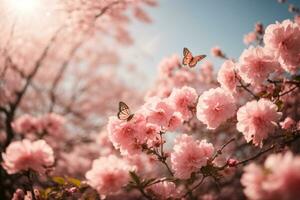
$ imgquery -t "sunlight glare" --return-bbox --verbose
[9,0,40,14]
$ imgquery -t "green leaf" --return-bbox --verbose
[129,171,140,185]
[52,176,65,185]
[44,188,52,198]
[275,100,284,111]
[67,177,81,187]
[40,188,52,199]
[293,75,300,82]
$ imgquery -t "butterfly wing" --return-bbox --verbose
[118,101,134,121]
[182,47,193,65]
[188,55,206,68]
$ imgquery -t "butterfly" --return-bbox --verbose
[182,47,206,68]
[117,101,134,121]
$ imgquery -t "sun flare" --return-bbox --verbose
[8,0,40,14]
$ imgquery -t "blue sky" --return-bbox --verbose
[121,0,299,88]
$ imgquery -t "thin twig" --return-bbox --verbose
[26,171,37,200]
[236,145,275,166]
[236,76,259,100]
[182,176,206,198]
[211,138,236,161]
[279,86,298,97]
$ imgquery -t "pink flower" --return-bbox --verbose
[295,15,300,25]
[40,113,65,137]
[241,152,300,200]
[158,54,181,77]
[263,152,300,199]
[168,86,198,120]
[171,134,214,179]
[196,87,236,129]
[107,114,149,155]
[2,139,54,174]
[243,32,257,45]
[264,20,300,73]
[11,189,25,200]
[126,154,156,176]
[210,46,225,58]
[237,99,282,147]
[280,117,295,130]
[238,46,280,86]
[13,190,34,200]
[143,123,162,147]
[217,60,237,92]
[227,158,238,167]
[85,155,131,195]
[12,115,41,135]
[199,61,214,83]
[146,181,179,199]
[143,97,182,131]
[241,163,269,200]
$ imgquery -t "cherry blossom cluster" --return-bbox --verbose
[12,113,65,138]
[1,1,300,200]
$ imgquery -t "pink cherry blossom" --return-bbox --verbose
[199,61,214,84]
[295,15,300,25]
[13,190,34,200]
[168,86,198,120]
[237,99,282,147]
[40,113,65,137]
[241,152,300,200]
[171,134,214,179]
[11,189,25,200]
[227,158,238,167]
[238,46,280,86]
[12,115,41,135]
[241,163,269,200]
[107,114,148,155]
[142,97,182,131]
[143,123,162,147]
[158,54,181,77]
[210,46,225,58]
[126,153,157,176]
[197,87,236,129]
[264,20,300,73]
[146,181,180,199]
[263,152,300,199]
[217,60,237,92]
[2,139,54,174]
[85,155,131,195]
[280,117,295,129]
[243,32,257,45]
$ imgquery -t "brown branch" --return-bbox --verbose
[267,79,300,86]
[182,176,206,198]
[94,1,124,19]
[236,75,259,100]
[48,40,84,112]
[236,145,275,166]
[279,86,298,97]
[0,107,8,115]
[211,138,236,161]
[4,26,64,147]
[236,131,300,166]
[48,1,126,112]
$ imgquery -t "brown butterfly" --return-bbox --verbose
[117,101,134,121]
[182,47,206,68]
